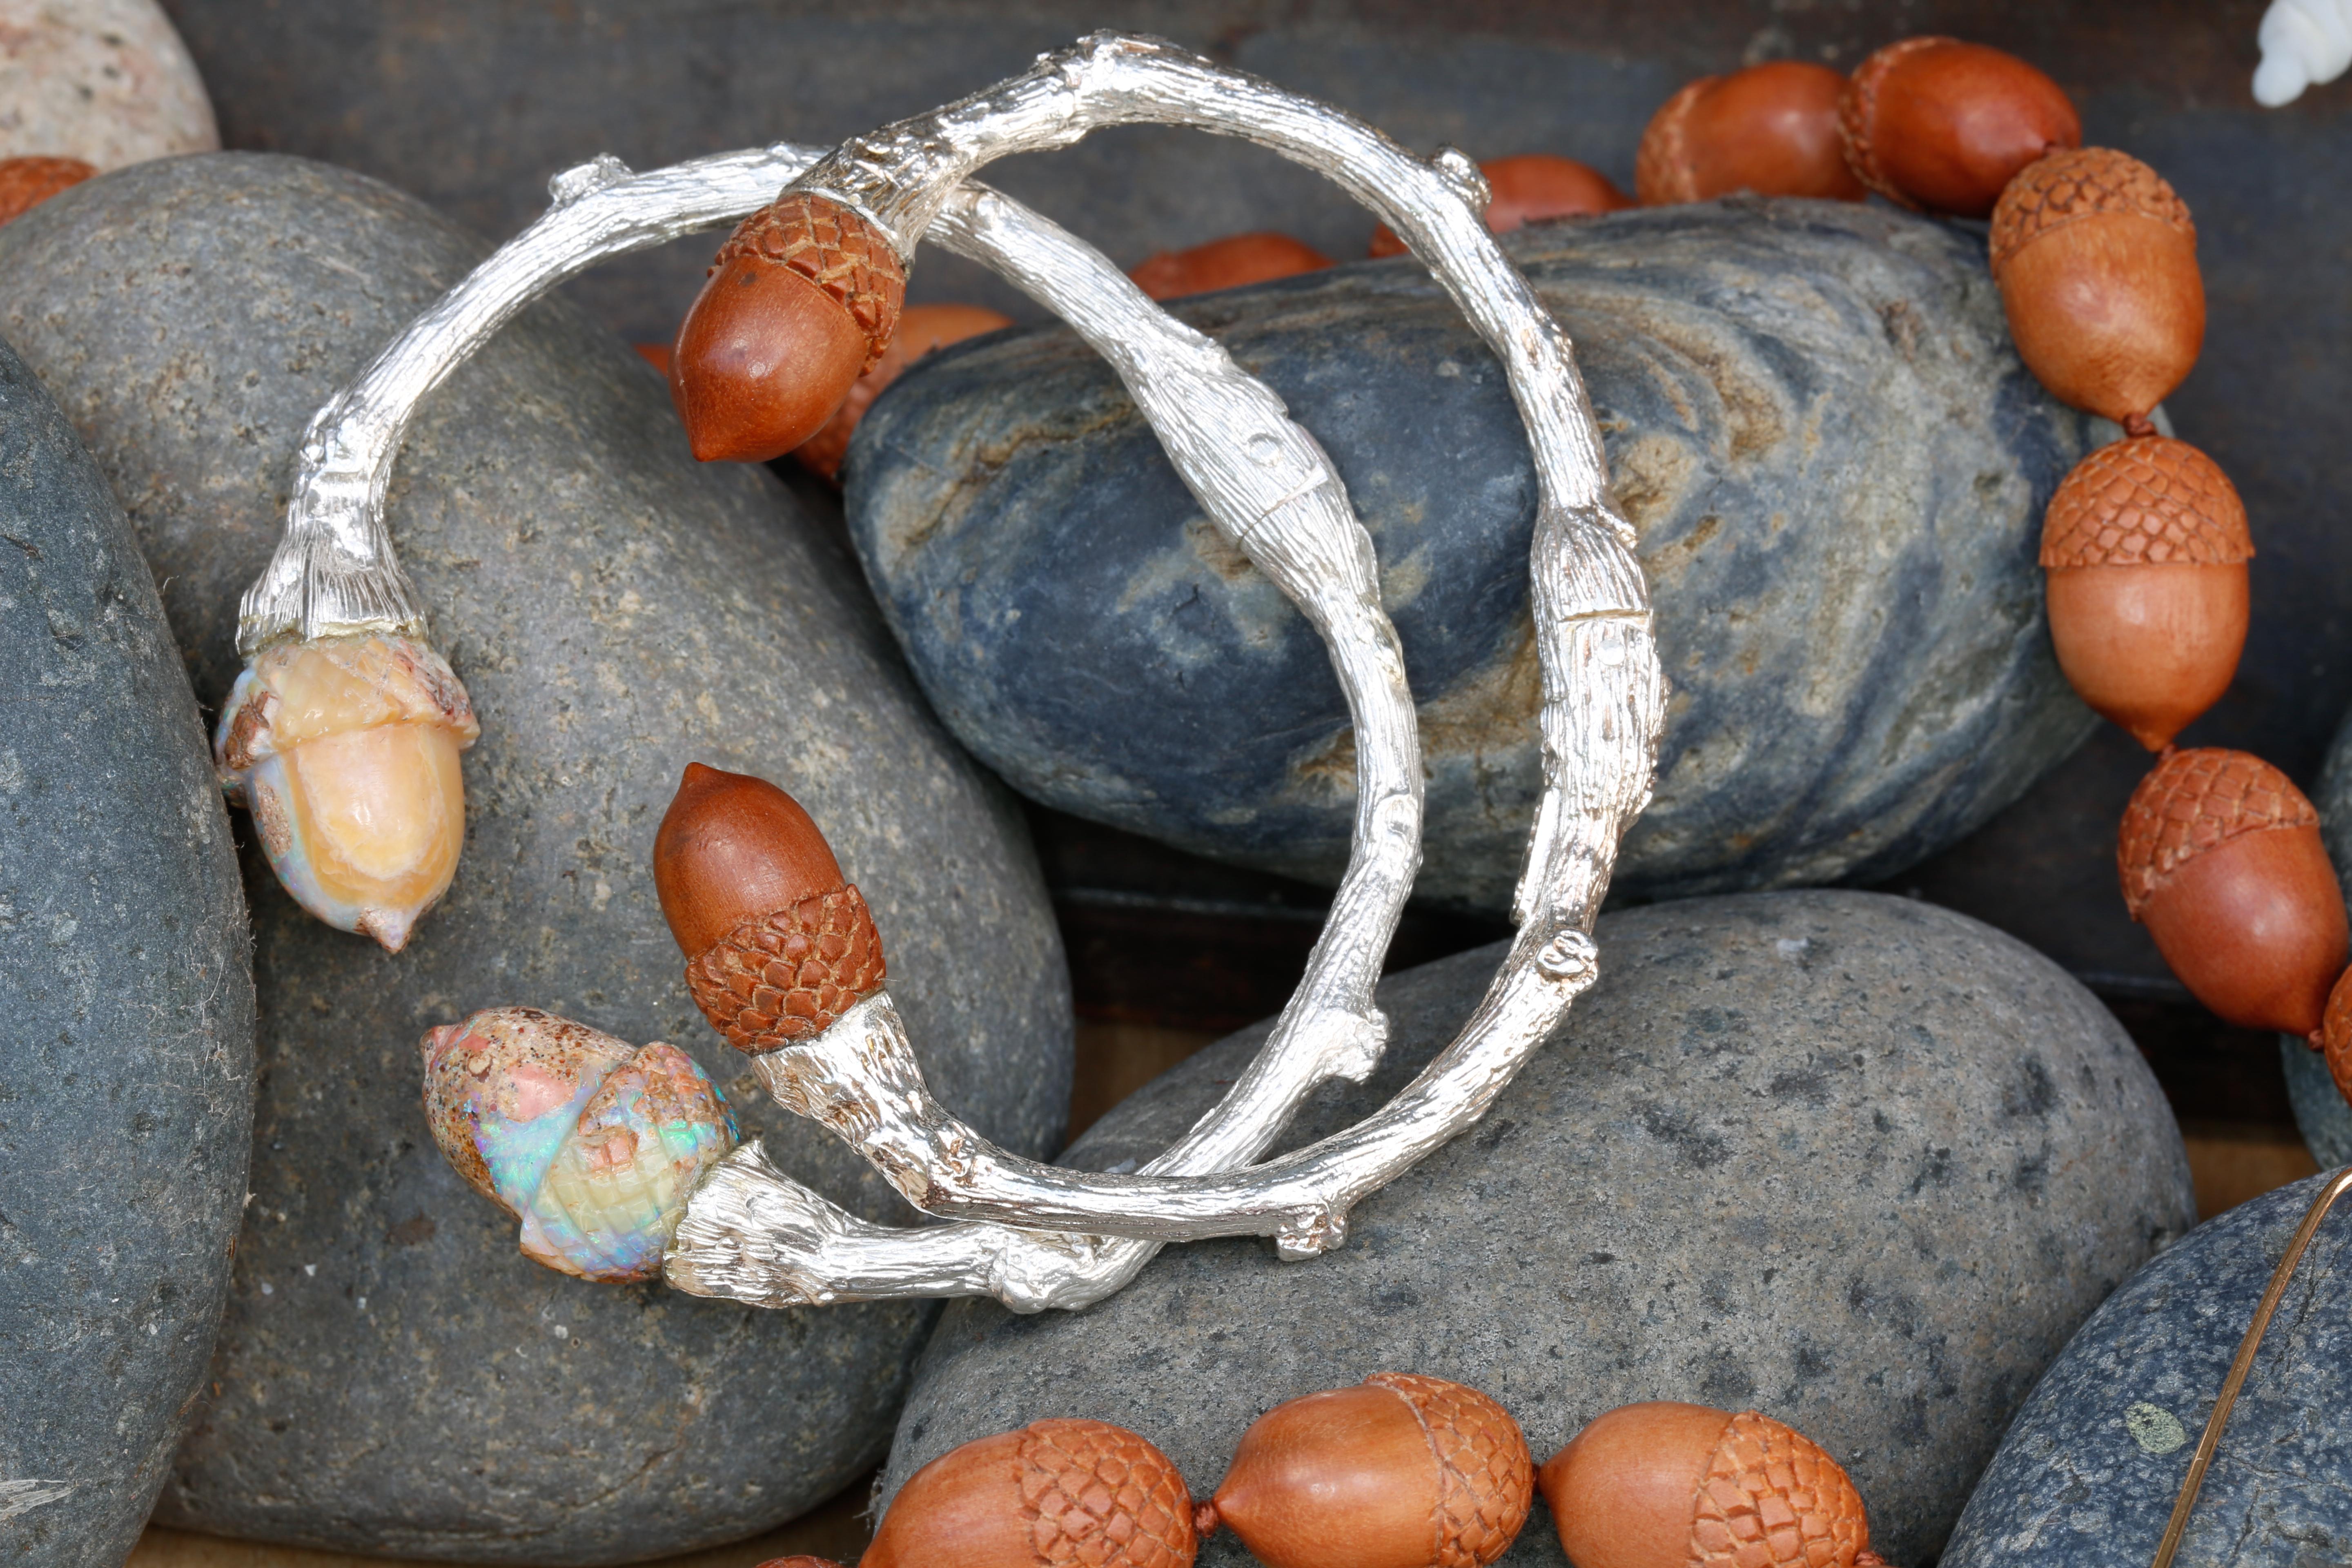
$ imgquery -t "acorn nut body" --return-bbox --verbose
[654,763,886,1053]
[671,190,907,462]
[1636,62,1865,205]
[1207,1373,1533,1568]
[0,155,94,224]
[2321,969,2352,1107]
[1991,148,2204,425]
[1130,232,1333,299]
[1840,36,2080,217]
[1539,1403,1882,1568]
[864,1419,1199,1568]
[2041,436,2252,750]
[214,633,479,952]
[795,302,1013,480]
[1370,154,1631,257]
[2119,748,2349,1037]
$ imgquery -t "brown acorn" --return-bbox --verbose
[794,302,1014,481]
[1369,154,1632,257]
[2318,969,2352,1105]
[1205,1372,1533,1568]
[2119,748,2350,1038]
[1839,37,2080,218]
[2041,435,2252,751]
[670,191,907,463]
[1539,1403,1884,1568]
[0,155,94,225]
[652,762,886,1054]
[1635,62,1866,205]
[863,1419,1199,1568]
[1129,232,1333,300]
[1991,148,2203,426]
[754,1559,842,1568]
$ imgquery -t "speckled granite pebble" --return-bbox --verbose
[851,199,2103,910]
[885,891,2193,1566]
[0,154,1070,1562]
[0,334,254,1568]
[1945,1172,2352,1566]
[0,0,217,168]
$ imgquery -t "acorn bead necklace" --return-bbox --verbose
[1640,38,2352,1105]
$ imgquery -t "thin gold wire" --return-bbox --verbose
[2151,1163,2352,1568]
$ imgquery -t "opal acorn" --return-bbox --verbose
[2118,748,2350,1038]
[0,154,94,224]
[1204,1372,1532,1568]
[213,631,479,952]
[1636,62,1866,205]
[866,1419,1199,1568]
[1539,1403,1883,1568]
[1129,232,1333,300]
[2041,435,2252,751]
[419,1006,737,1281]
[795,302,1014,480]
[671,189,908,462]
[1991,147,2203,426]
[1369,153,1631,257]
[1839,37,2079,218]
[654,762,887,1053]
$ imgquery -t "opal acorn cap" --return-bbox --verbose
[2116,748,2319,920]
[2040,436,2252,568]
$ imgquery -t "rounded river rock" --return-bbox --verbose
[885,891,2194,1566]
[0,154,1072,1562]
[1944,1171,2352,1566]
[0,335,255,1568]
[851,198,2105,910]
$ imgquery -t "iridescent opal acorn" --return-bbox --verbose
[654,763,886,1053]
[1839,36,2080,218]
[1991,148,2204,427]
[864,1419,1200,1568]
[793,302,1014,481]
[1369,154,1632,257]
[2041,436,2252,751]
[1204,1373,1534,1568]
[1636,62,1866,205]
[0,155,94,224]
[214,632,479,952]
[1129,232,1334,300]
[1539,1403,1884,1568]
[420,1006,737,1281]
[2119,748,2350,1038]
[670,190,908,463]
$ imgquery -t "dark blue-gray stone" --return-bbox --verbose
[0,154,1071,1562]
[1944,1171,2352,1566]
[884,891,2194,1566]
[849,199,2104,910]
[2283,713,2352,1168]
[0,336,256,1566]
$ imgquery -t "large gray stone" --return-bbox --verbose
[0,335,255,1567]
[1944,1172,2352,1566]
[885,891,2193,1566]
[0,154,1072,1562]
[850,200,2104,910]
[2282,713,2352,1167]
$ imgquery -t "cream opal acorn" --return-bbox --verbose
[421,1006,737,1281]
[214,632,479,952]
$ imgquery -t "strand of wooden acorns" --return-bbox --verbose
[747,1377,1888,1568]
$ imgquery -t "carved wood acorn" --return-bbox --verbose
[1204,1373,1534,1568]
[0,155,93,225]
[653,762,886,1053]
[2041,435,2252,751]
[1538,1403,1885,1568]
[1839,36,2080,218]
[1129,232,1333,300]
[1636,62,1866,205]
[670,190,908,462]
[865,1419,1200,1568]
[1369,154,1631,257]
[1990,147,2204,427]
[2320,968,2352,1108]
[2118,748,2349,1038]
[794,302,1013,480]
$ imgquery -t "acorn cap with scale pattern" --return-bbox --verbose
[2041,436,2251,570]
